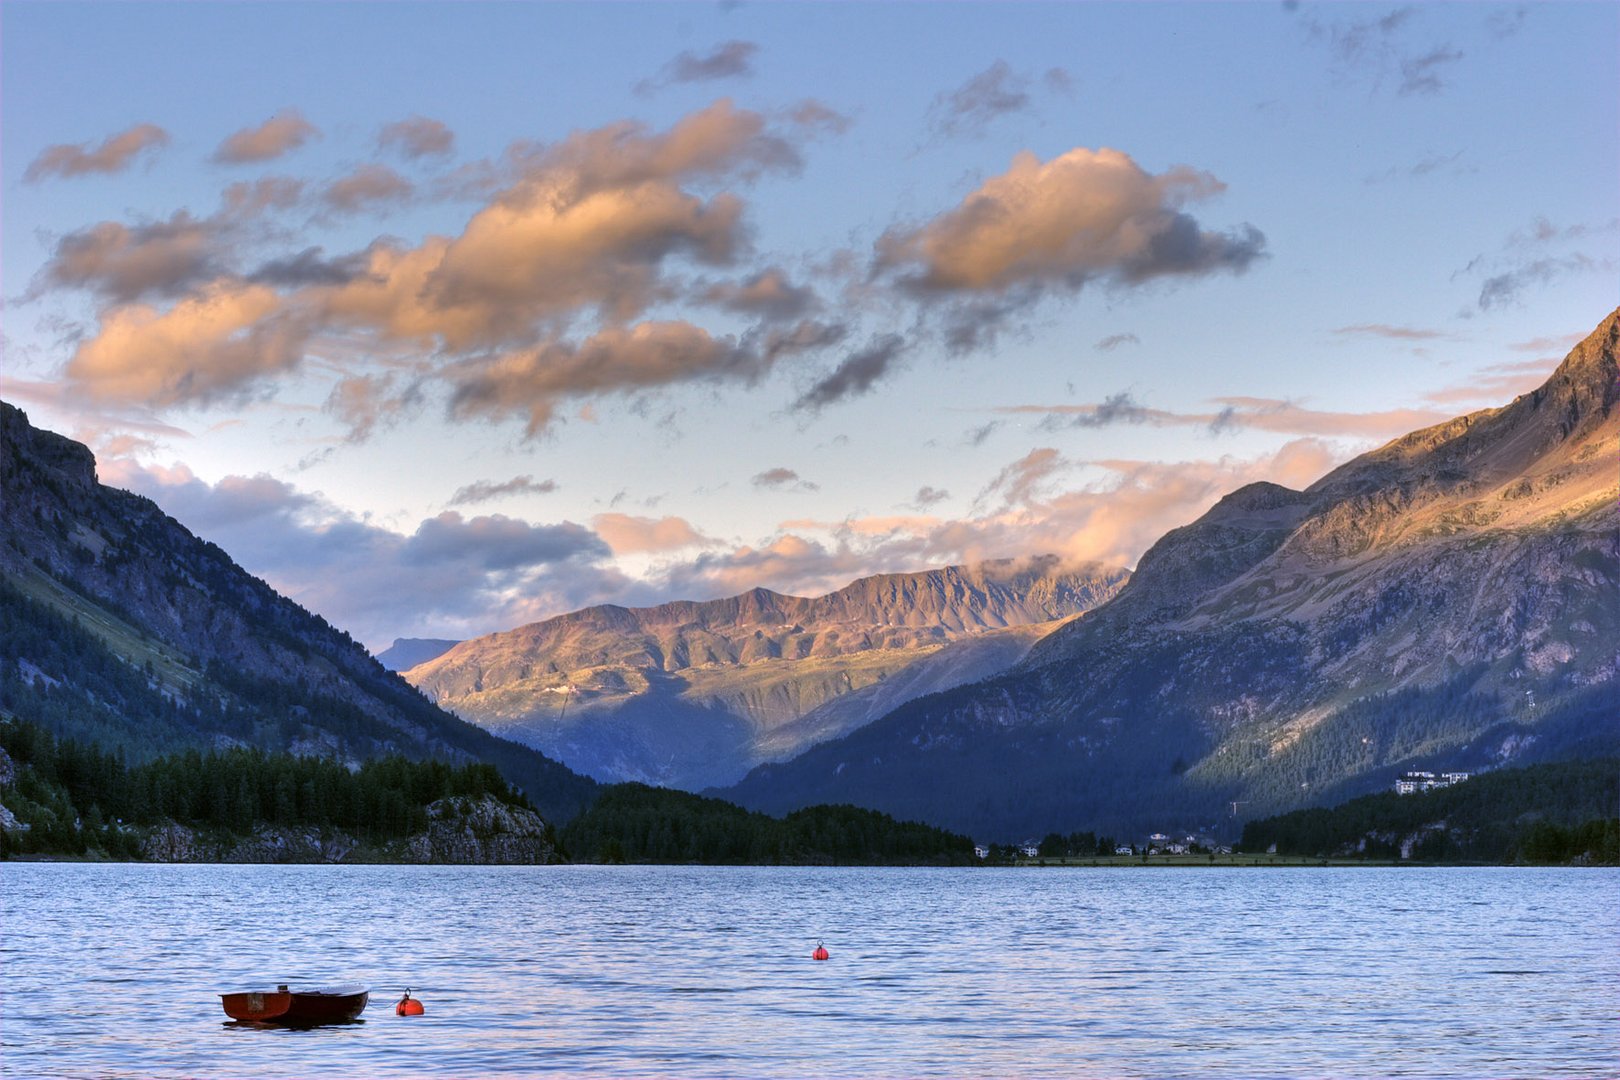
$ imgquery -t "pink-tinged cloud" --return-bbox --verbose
[876,146,1265,294]
[220,175,307,217]
[657,439,1345,603]
[448,322,752,434]
[1420,359,1559,406]
[591,513,716,554]
[30,213,221,302]
[700,267,818,320]
[378,115,455,159]
[321,164,414,214]
[213,110,320,163]
[325,373,422,442]
[59,103,819,415]
[995,394,1451,440]
[1332,323,1446,341]
[24,123,170,182]
[66,283,309,407]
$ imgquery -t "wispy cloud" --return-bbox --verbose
[378,115,455,159]
[996,393,1450,440]
[25,123,170,182]
[448,475,559,507]
[1332,323,1446,341]
[638,40,760,94]
[213,109,320,164]
[752,467,819,492]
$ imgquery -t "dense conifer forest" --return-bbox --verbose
[561,783,976,864]
[0,715,533,858]
[1238,758,1620,863]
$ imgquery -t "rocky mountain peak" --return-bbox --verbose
[1,401,99,494]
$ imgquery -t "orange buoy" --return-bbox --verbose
[812,941,830,961]
[395,989,425,1016]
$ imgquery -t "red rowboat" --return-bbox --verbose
[220,983,370,1024]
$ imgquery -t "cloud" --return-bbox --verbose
[65,282,310,408]
[930,61,1032,138]
[378,116,455,159]
[977,447,1070,508]
[1478,255,1599,311]
[752,467,819,491]
[639,40,759,93]
[405,511,607,571]
[321,164,414,214]
[1420,358,1559,406]
[29,213,222,303]
[1459,217,1619,312]
[61,103,819,418]
[591,513,716,554]
[794,333,906,411]
[104,459,625,647]
[786,100,853,136]
[449,475,559,506]
[876,147,1265,297]
[1309,7,1466,97]
[1508,332,1585,354]
[1332,323,1446,341]
[1095,333,1140,351]
[913,485,950,508]
[248,247,374,287]
[448,321,756,435]
[997,394,1451,440]
[654,439,1346,604]
[220,176,308,218]
[213,110,320,163]
[1362,150,1472,185]
[24,123,170,182]
[1398,46,1465,96]
[324,373,423,442]
[700,267,818,320]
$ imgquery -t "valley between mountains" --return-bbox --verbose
[2,310,1616,841]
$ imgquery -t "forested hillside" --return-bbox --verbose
[1239,759,1620,863]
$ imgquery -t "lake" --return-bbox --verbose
[1,864,1614,1078]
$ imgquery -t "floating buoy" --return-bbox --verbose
[812,940,830,961]
[395,989,425,1016]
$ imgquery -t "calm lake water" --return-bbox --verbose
[1,864,1615,1078]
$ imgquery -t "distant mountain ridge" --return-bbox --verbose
[720,310,1620,838]
[0,402,596,823]
[405,557,1129,788]
[377,638,461,672]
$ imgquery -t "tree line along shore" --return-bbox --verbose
[1,716,1614,866]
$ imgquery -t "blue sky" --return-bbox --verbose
[3,2,1615,649]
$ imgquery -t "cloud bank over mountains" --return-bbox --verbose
[8,4,1610,648]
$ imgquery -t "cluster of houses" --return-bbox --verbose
[1394,770,1470,795]
[976,833,1233,859]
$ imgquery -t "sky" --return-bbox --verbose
[2,2,1616,652]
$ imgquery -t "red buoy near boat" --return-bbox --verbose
[812,941,830,961]
[396,989,425,1016]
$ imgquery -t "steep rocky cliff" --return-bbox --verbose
[406,557,1128,788]
[721,310,1620,838]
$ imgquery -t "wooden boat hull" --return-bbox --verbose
[221,985,369,1024]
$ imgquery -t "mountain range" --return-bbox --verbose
[404,559,1128,789]
[3,308,1615,844]
[716,309,1620,837]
